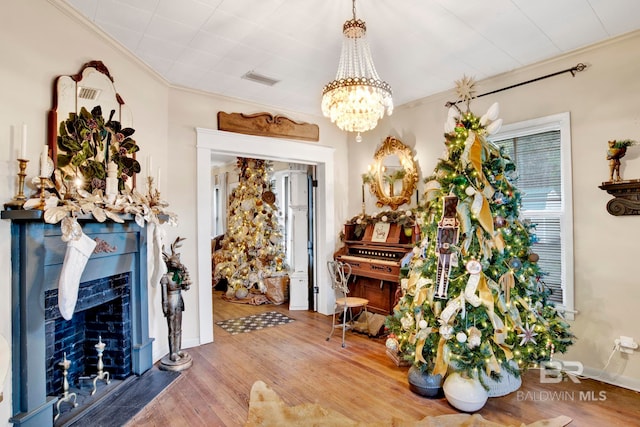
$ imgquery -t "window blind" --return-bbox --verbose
[494,130,564,304]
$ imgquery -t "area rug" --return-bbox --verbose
[245,380,573,427]
[216,311,294,335]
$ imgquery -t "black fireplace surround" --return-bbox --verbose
[2,211,154,427]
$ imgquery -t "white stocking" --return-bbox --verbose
[58,232,97,320]
[150,223,167,287]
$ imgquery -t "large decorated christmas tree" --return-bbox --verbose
[214,158,287,295]
[385,78,574,402]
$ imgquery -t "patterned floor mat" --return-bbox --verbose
[216,311,295,335]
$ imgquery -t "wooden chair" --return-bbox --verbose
[326,260,369,348]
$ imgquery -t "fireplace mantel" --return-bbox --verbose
[1,210,154,427]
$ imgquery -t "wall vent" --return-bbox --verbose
[77,86,102,100]
[241,71,280,86]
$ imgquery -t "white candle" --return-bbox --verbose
[20,124,27,159]
[40,144,48,177]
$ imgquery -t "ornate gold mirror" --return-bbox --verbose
[48,60,138,195]
[367,136,418,210]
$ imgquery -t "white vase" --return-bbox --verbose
[443,372,488,412]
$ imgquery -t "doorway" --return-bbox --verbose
[195,128,336,345]
[213,162,314,311]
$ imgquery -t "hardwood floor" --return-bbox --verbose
[127,291,640,426]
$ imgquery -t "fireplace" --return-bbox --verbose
[44,273,133,396]
[2,211,154,427]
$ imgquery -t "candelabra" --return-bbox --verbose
[91,336,111,396]
[4,159,29,209]
[54,352,78,422]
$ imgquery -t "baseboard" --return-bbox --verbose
[152,338,201,363]
[182,337,202,349]
[552,357,640,392]
[580,365,640,392]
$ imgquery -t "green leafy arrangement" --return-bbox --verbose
[57,105,140,192]
[342,209,417,240]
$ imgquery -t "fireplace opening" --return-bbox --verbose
[44,273,132,415]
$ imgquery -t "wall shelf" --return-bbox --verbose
[598,180,640,215]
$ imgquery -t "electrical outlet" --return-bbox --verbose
[615,336,638,354]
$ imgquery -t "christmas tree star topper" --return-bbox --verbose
[454,75,477,104]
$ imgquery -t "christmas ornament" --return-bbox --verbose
[456,332,467,343]
[494,215,506,228]
[467,327,482,349]
[518,323,538,345]
[262,190,276,204]
[452,176,467,186]
[480,102,500,126]
[508,257,523,270]
[528,252,540,262]
[235,287,249,299]
[435,195,459,299]
[454,75,477,103]
[465,260,482,275]
[485,118,503,135]
[443,372,488,412]
[385,335,399,352]
[465,186,476,196]
[439,324,454,340]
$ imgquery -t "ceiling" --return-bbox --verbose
[65,0,640,118]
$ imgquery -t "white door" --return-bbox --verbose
[287,170,309,310]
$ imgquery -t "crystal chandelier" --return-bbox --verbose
[321,0,393,141]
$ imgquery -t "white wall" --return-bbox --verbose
[0,1,166,423]
[0,1,346,424]
[349,31,640,391]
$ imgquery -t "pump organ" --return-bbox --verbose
[333,223,418,315]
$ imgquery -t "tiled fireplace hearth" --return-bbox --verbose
[2,211,154,427]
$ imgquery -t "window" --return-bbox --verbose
[489,112,574,319]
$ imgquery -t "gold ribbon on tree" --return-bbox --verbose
[433,337,449,376]
[497,293,523,331]
[499,270,516,304]
[471,191,495,237]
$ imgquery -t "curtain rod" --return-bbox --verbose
[445,62,587,107]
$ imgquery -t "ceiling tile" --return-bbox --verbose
[155,0,215,28]
[145,15,200,45]
[62,0,640,115]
